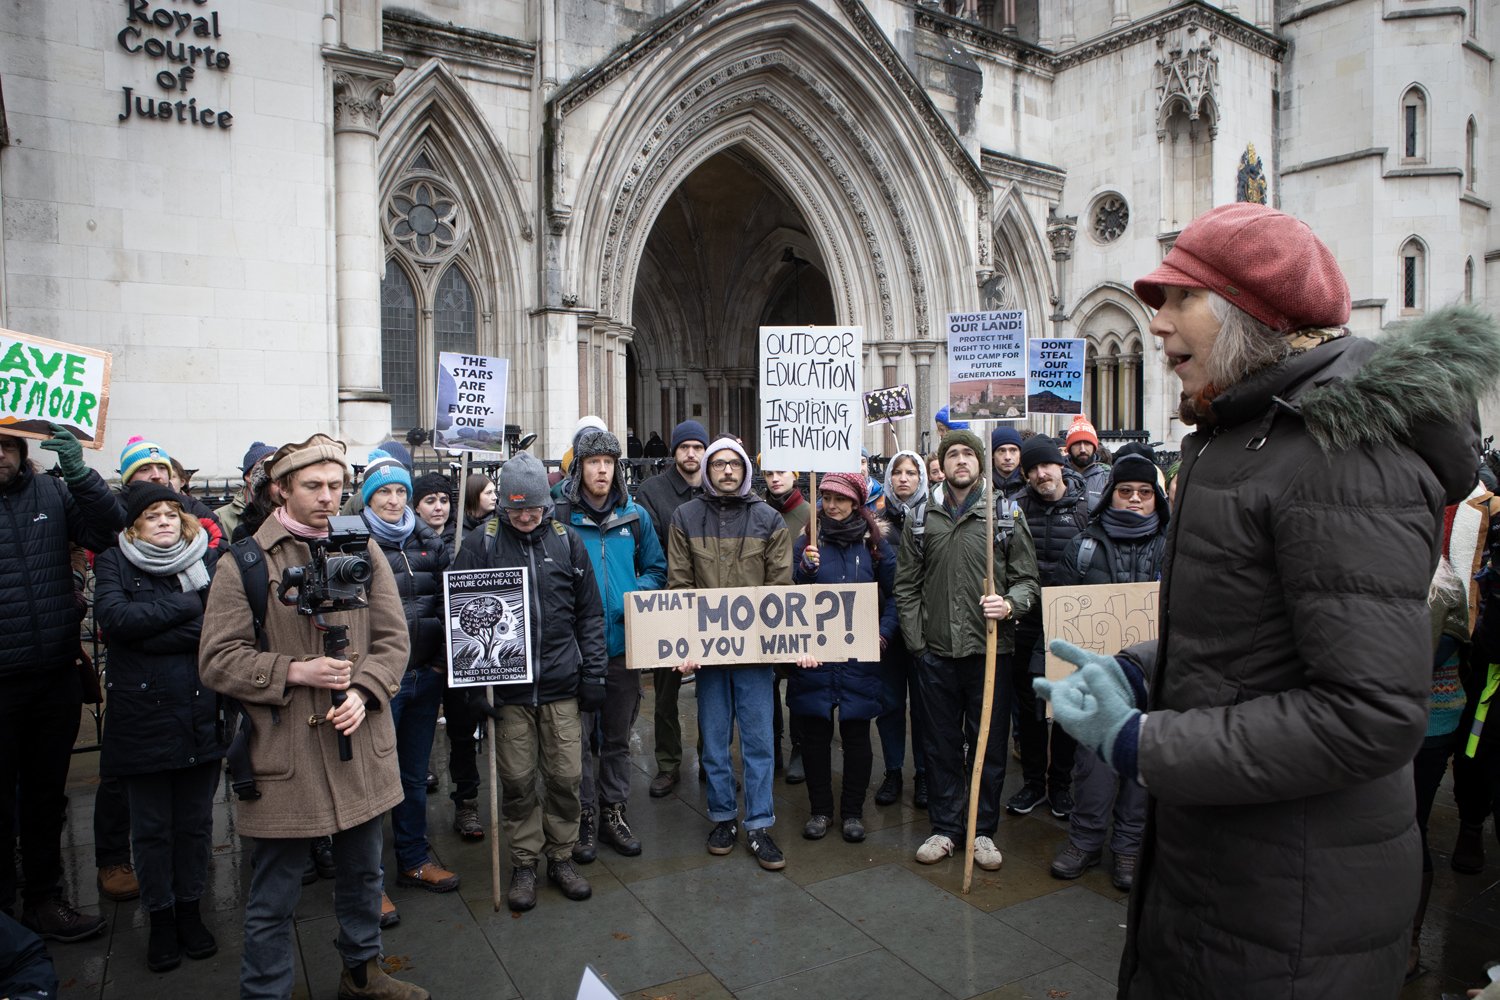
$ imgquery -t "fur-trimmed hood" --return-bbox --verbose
[1210,304,1500,503]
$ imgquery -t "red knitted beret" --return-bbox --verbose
[819,472,868,505]
[1134,203,1350,331]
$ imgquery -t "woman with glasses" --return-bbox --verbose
[1046,443,1169,894]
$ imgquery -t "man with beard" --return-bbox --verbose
[1062,416,1110,508]
[635,420,708,797]
[555,429,666,860]
[1037,203,1500,998]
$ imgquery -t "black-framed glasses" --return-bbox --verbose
[708,459,745,472]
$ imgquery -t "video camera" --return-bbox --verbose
[277,515,373,614]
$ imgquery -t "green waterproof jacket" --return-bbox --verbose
[894,480,1039,658]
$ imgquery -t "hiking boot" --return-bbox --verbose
[398,860,460,893]
[21,897,105,943]
[1050,844,1102,880]
[1006,784,1046,816]
[913,773,929,810]
[337,956,431,1000]
[598,803,642,857]
[547,859,592,901]
[97,863,140,902]
[1111,852,1137,892]
[311,836,337,879]
[649,770,680,798]
[507,865,537,912]
[746,828,786,871]
[147,906,180,972]
[572,808,598,865]
[1452,821,1486,874]
[874,770,902,806]
[452,800,484,841]
[302,852,319,886]
[915,834,954,864]
[784,750,806,785]
[973,835,1003,871]
[841,817,866,843]
[379,893,399,929]
[803,815,830,840]
[1050,787,1075,820]
[707,820,738,856]
[175,899,217,960]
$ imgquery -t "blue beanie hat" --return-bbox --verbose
[935,405,970,431]
[240,441,276,477]
[361,448,413,506]
[375,440,413,471]
[671,420,709,452]
[990,426,1023,451]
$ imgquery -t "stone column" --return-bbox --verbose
[1060,0,1076,45]
[1120,353,1141,431]
[1255,0,1273,29]
[324,46,402,450]
[876,343,904,454]
[659,378,672,440]
[911,344,936,455]
[674,375,687,427]
[1096,356,1119,430]
[1046,213,1077,337]
[1112,0,1131,27]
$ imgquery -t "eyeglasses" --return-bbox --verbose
[1113,485,1154,500]
[509,506,545,518]
[708,459,745,472]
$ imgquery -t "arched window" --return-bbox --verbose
[1400,237,1427,314]
[1467,117,1478,191]
[1401,86,1428,163]
[1466,257,1476,303]
[380,260,419,430]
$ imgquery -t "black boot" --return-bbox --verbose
[598,802,642,857]
[572,808,598,864]
[874,770,902,806]
[912,773,929,810]
[147,906,181,972]
[175,898,217,960]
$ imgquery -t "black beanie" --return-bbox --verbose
[1019,435,1066,473]
[123,482,186,526]
[411,472,454,507]
[1110,443,1160,490]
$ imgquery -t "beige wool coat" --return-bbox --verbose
[199,517,409,838]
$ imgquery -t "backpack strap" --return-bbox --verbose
[221,537,270,801]
[230,538,270,652]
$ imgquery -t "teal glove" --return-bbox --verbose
[1034,663,1141,773]
[38,423,89,486]
[1049,639,1147,710]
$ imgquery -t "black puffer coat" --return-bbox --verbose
[454,516,605,705]
[92,543,225,777]
[1016,470,1090,586]
[369,518,451,670]
[0,457,122,678]
[1119,308,1498,1000]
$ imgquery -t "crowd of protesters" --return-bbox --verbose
[4,203,1500,1000]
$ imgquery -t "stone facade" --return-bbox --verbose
[0,0,1494,477]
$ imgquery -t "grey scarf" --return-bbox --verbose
[117,528,211,592]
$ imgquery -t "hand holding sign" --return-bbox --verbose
[0,330,111,449]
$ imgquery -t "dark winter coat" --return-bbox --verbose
[1060,517,1168,587]
[788,529,898,721]
[1016,470,1091,587]
[455,516,606,706]
[636,465,703,552]
[667,495,792,591]
[370,518,451,671]
[0,461,122,678]
[1118,307,1499,1000]
[92,543,225,777]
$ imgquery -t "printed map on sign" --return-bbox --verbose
[0,329,112,449]
[435,351,509,453]
[1026,338,1086,415]
[759,326,862,473]
[445,567,533,686]
[947,310,1026,421]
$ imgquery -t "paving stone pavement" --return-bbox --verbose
[41,679,1500,999]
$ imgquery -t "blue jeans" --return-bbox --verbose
[389,666,444,871]
[876,646,926,775]
[696,665,776,831]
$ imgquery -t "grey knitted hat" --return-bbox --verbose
[497,453,551,510]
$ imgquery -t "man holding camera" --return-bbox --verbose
[200,434,427,1000]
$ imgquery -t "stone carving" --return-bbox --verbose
[385,175,464,261]
[1236,142,1267,204]
[1155,26,1218,138]
[333,71,395,137]
[1091,194,1129,243]
[1046,209,1078,260]
[383,10,534,73]
[981,257,1016,309]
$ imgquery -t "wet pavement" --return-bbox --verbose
[40,679,1500,999]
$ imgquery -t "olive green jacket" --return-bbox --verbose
[894,480,1038,658]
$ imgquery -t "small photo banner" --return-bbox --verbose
[444,566,533,686]
[624,583,880,670]
[946,310,1026,421]
[435,352,509,453]
[863,384,913,425]
[0,329,111,449]
[759,326,863,473]
[1026,338,1087,416]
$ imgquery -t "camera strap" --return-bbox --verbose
[221,538,271,801]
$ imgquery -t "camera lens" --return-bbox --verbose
[328,555,373,586]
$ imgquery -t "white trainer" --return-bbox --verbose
[915,834,955,864]
[973,835,1003,871]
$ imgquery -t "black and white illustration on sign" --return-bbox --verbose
[444,567,532,687]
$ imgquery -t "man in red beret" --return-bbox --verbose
[1035,203,1500,999]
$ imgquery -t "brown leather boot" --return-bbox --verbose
[336,956,430,1000]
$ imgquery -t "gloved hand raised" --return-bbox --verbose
[38,423,89,486]
[1048,640,1147,710]
[1034,663,1142,778]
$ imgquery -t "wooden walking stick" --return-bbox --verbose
[452,450,471,557]
[488,688,502,910]
[963,442,999,895]
[808,472,818,548]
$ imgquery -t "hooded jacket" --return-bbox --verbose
[0,445,122,679]
[365,515,451,671]
[893,478,1039,658]
[555,460,668,659]
[879,450,928,538]
[1116,306,1500,1000]
[667,439,791,592]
